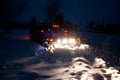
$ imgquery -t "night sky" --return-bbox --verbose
[19,0,120,26]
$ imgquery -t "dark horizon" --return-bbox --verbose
[16,0,120,26]
[0,0,120,27]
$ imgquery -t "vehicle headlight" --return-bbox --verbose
[62,38,68,44]
[57,39,61,44]
[68,38,75,44]
[50,39,53,42]
[56,38,76,44]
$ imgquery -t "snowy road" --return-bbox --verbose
[1,50,120,80]
[0,29,120,80]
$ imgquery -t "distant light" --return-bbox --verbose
[48,29,51,31]
[52,24,59,28]
[40,30,44,33]
[64,30,68,33]
[15,35,30,40]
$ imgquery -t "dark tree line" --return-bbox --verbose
[43,0,64,25]
[29,0,78,30]
[0,0,26,24]
[43,0,79,31]
[87,21,120,34]
[0,0,79,33]
[0,0,27,33]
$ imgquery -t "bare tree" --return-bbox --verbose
[54,12,64,25]
[43,0,63,25]
[0,0,27,24]
[30,16,37,25]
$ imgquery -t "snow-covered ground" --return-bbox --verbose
[0,29,120,80]
[0,29,40,64]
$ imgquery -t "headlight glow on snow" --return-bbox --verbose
[68,38,76,44]
[54,43,61,48]
[50,37,90,51]
[79,44,90,50]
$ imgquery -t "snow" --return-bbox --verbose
[0,29,120,80]
[8,56,119,80]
